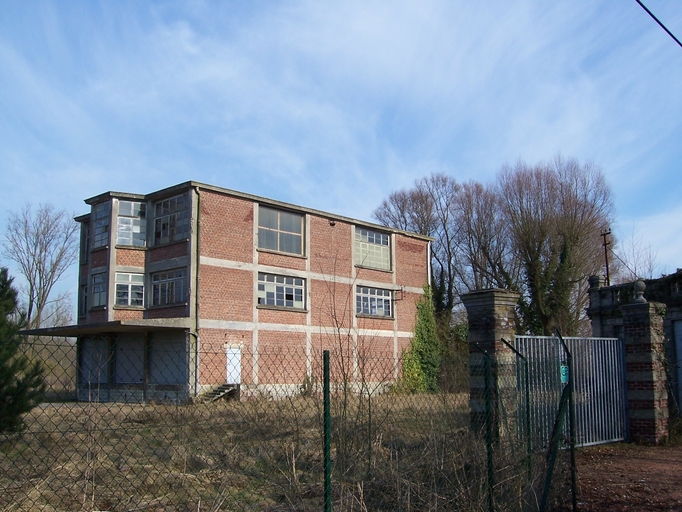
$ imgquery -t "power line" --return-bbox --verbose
[635,0,682,49]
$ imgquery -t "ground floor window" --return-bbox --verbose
[257,273,305,309]
[356,286,392,317]
[151,269,187,306]
[116,273,144,306]
[92,273,107,308]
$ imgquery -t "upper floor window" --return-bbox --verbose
[117,201,146,247]
[92,203,110,249]
[257,273,305,309]
[154,194,190,245]
[354,227,391,270]
[151,268,187,306]
[92,273,107,308]
[258,206,304,256]
[115,273,144,306]
[356,286,392,317]
[80,222,90,262]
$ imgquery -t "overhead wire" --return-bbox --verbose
[634,0,682,49]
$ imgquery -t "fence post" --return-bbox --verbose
[461,289,519,436]
[323,350,331,512]
[621,282,668,444]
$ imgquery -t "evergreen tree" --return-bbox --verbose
[399,286,441,392]
[0,267,45,433]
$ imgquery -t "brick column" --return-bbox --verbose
[622,281,668,444]
[461,289,519,434]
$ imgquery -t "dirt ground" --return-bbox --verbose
[576,443,682,511]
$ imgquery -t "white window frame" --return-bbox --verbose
[356,286,392,317]
[153,194,190,245]
[151,269,187,306]
[257,205,304,256]
[354,227,391,271]
[115,273,145,307]
[91,273,107,308]
[257,273,306,310]
[92,202,110,249]
[117,200,147,247]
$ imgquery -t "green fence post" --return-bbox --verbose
[324,350,331,512]
[484,350,494,512]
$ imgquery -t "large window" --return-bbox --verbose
[354,228,391,270]
[151,269,186,306]
[92,273,107,308]
[258,206,304,255]
[92,202,110,249]
[257,273,305,309]
[115,273,144,306]
[154,194,190,245]
[356,286,392,317]
[117,200,146,247]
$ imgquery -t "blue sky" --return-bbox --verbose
[1,1,681,295]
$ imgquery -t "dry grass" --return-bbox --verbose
[0,390,545,511]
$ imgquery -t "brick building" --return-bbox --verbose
[32,182,431,402]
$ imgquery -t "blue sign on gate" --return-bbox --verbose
[560,365,569,384]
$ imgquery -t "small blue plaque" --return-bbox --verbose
[560,365,569,384]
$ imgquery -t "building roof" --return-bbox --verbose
[20,318,192,337]
[81,180,433,242]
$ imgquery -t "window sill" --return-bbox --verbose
[356,313,394,320]
[115,244,147,251]
[88,306,106,312]
[257,304,308,313]
[257,248,307,260]
[90,245,109,252]
[151,238,190,248]
[147,302,188,310]
[113,305,145,310]
[354,264,393,274]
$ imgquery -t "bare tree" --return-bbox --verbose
[2,204,78,329]
[374,174,462,312]
[375,156,614,336]
[453,181,521,292]
[498,156,613,335]
[610,225,659,283]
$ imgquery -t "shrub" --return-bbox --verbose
[0,268,45,433]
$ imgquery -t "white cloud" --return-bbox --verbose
[0,0,680,272]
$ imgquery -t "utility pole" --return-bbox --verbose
[601,229,611,286]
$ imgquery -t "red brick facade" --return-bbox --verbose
[75,181,431,396]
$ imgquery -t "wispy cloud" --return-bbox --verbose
[0,0,680,274]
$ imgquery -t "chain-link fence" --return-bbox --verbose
[1,335,571,511]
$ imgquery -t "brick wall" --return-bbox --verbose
[198,265,252,322]
[149,241,188,263]
[309,217,352,277]
[91,248,108,268]
[114,309,145,321]
[116,248,145,267]
[395,235,429,289]
[199,192,253,262]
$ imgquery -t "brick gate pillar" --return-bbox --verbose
[622,280,668,444]
[461,289,519,434]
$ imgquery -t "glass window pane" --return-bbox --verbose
[279,211,302,234]
[279,233,301,254]
[259,228,278,250]
[258,207,279,229]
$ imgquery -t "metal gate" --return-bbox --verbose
[515,335,627,448]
